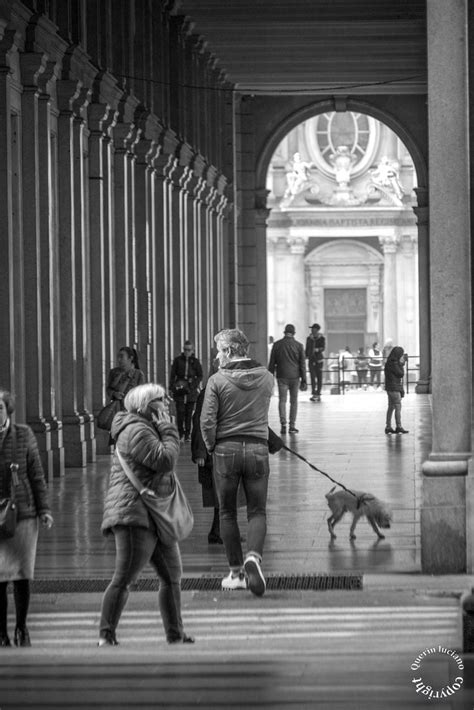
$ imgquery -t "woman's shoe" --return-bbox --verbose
[0,633,11,647]
[395,427,409,434]
[384,427,395,434]
[14,626,31,647]
[97,630,119,647]
[168,633,195,644]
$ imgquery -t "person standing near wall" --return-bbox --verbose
[305,323,325,402]
[169,341,203,442]
[269,324,307,434]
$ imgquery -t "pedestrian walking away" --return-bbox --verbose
[384,346,409,435]
[98,383,194,646]
[169,341,203,442]
[0,389,54,648]
[305,323,325,401]
[268,324,307,434]
[200,328,274,596]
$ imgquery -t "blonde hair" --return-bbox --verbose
[124,383,165,413]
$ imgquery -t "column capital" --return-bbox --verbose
[19,51,47,89]
[87,102,111,134]
[413,204,429,227]
[289,237,306,255]
[134,137,159,166]
[379,235,399,253]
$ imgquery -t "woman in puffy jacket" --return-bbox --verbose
[98,383,194,647]
[0,389,53,648]
[384,346,409,435]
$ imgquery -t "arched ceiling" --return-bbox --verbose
[174,0,427,95]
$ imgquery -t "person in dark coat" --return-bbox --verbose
[191,388,222,544]
[268,324,307,435]
[98,383,194,647]
[384,346,409,434]
[106,346,146,404]
[169,341,203,441]
[0,389,53,648]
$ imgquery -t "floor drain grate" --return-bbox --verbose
[31,574,362,593]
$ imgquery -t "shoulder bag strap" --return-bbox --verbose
[115,448,150,495]
[9,425,19,492]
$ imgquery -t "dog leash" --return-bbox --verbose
[280,443,360,503]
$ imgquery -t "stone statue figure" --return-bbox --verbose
[329,145,356,188]
[369,156,404,202]
[283,152,313,199]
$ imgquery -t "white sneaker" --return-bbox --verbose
[244,555,266,597]
[221,571,247,590]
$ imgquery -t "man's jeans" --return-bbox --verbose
[100,525,183,642]
[309,361,323,396]
[213,441,269,570]
[386,391,402,429]
[277,377,299,427]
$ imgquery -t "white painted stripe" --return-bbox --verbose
[34,628,458,644]
[27,607,458,619]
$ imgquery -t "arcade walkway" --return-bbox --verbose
[35,391,429,581]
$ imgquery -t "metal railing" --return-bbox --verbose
[314,355,420,395]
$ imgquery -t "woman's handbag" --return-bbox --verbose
[116,449,194,545]
[96,399,122,431]
[171,379,190,397]
[0,427,19,540]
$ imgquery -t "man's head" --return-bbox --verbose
[214,328,249,367]
[183,340,194,358]
[310,323,320,335]
[284,324,295,336]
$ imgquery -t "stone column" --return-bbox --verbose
[398,234,418,360]
[379,235,399,345]
[289,237,307,340]
[19,52,56,478]
[274,237,291,338]
[253,189,270,364]
[112,120,139,351]
[134,136,158,379]
[37,62,65,477]
[88,101,114,454]
[413,190,431,393]
[56,80,88,467]
[72,89,95,463]
[421,0,471,573]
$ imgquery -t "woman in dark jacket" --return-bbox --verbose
[98,383,194,647]
[384,346,409,434]
[0,389,53,647]
[106,346,145,406]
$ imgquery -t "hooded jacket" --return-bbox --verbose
[101,411,180,534]
[200,359,274,452]
[384,346,406,393]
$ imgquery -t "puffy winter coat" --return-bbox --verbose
[101,411,180,534]
[0,424,51,521]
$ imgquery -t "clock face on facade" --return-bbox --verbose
[305,111,379,180]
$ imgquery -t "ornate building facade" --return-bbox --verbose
[267,114,419,358]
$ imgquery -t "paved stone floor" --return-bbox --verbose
[4,392,474,709]
[35,390,427,579]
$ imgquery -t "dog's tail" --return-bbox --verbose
[325,486,337,499]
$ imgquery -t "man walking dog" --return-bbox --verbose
[200,328,274,596]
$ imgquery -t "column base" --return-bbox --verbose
[62,416,88,468]
[95,428,114,454]
[415,378,431,394]
[421,456,469,573]
[29,417,65,480]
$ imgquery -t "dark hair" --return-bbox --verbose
[0,389,15,415]
[119,346,140,369]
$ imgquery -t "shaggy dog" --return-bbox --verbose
[326,486,392,540]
